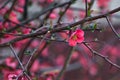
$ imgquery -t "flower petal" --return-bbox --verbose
[77,37,84,43]
[69,39,77,46]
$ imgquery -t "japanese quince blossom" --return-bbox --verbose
[68,29,84,46]
[49,13,57,19]
[47,0,54,3]
[97,0,110,8]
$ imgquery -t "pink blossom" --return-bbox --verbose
[47,0,54,3]
[30,60,40,72]
[89,65,98,76]
[0,8,8,15]
[42,48,49,57]
[55,55,65,66]
[0,22,9,31]
[22,28,31,34]
[68,29,84,46]
[79,11,85,19]
[2,69,22,80]
[14,7,24,13]
[97,0,111,8]
[8,74,17,80]
[5,57,18,69]
[14,39,29,48]
[66,9,74,21]
[71,51,79,59]
[79,57,88,69]
[30,40,39,48]
[18,0,25,6]
[49,13,57,19]
[9,12,19,24]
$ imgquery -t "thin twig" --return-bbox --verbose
[85,0,88,17]
[1,6,120,47]
[37,62,81,75]
[9,44,32,80]
[57,0,72,23]
[27,43,48,70]
[23,0,28,20]
[83,42,120,70]
[106,16,120,40]
[25,31,50,70]
[88,0,95,10]
[16,72,23,80]
[9,44,25,70]
[4,0,17,18]
[55,47,75,80]
[6,1,72,33]
[0,0,12,10]
[18,39,34,61]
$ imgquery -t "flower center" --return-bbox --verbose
[72,35,77,40]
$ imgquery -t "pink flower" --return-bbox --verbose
[5,57,18,69]
[30,40,39,48]
[55,55,65,66]
[47,0,54,3]
[9,12,19,24]
[97,0,110,8]
[49,13,57,19]
[71,51,79,59]
[89,65,98,76]
[8,74,17,80]
[2,69,22,80]
[68,29,84,46]
[22,28,31,34]
[66,9,74,21]
[30,60,40,72]
[14,7,24,13]
[42,48,49,57]
[18,0,25,6]
[79,11,85,19]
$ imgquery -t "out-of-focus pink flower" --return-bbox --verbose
[8,74,17,80]
[49,13,57,19]
[0,22,9,31]
[18,0,25,6]
[68,29,84,46]
[4,34,13,38]
[89,65,98,76]
[97,0,110,8]
[0,8,8,15]
[30,60,40,72]
[5,57,18,69]
[71,51,79,59]
[66,9,74,21]
[79,57,88,69]
[47,0,54,3]
[55,55,65,66]
[79,11,85,19]
[14,39,29,49]
[30,40,39,48]
[59,31,69,39]
[44,72,58,80]
[22,28,31,34]
[42,48,49,57]
[9,12,19,24]
[14,7,24,13]
[2,69,22,80]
